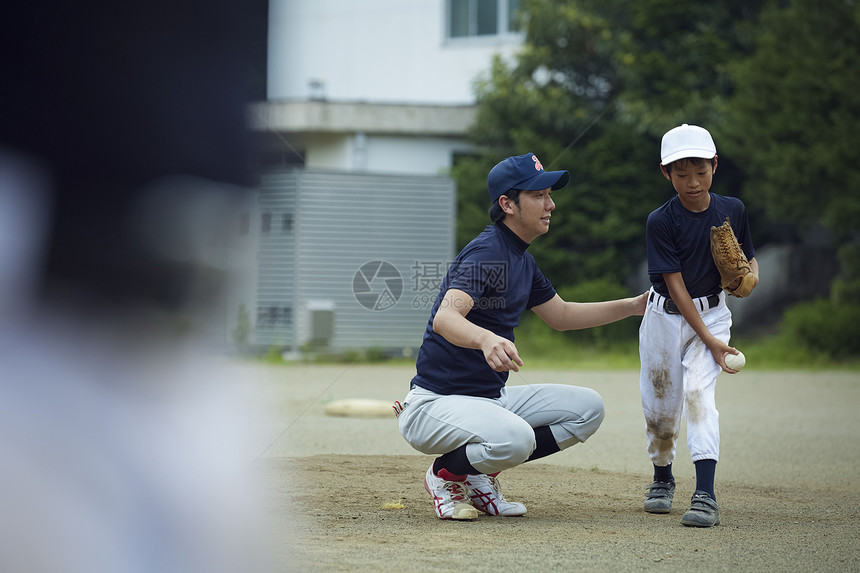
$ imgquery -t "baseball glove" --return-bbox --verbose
[710,217,755,298]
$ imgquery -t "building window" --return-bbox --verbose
[282,213,293,232]
[257,305,292,329]
[448,0,521,38]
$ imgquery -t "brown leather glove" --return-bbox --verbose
[710,217,755,297]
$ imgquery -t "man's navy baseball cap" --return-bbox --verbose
[487,153,570,203]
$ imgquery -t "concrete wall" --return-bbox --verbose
[249,100,478,175]
[280,131,471,175]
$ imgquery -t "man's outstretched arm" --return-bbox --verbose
[531,291,648,332]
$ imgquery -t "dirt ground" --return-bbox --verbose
[239,364,860,572]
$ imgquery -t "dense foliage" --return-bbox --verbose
[453,0,860,295]
[779,299,860,360]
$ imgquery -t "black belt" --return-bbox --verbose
[649,292,720,315]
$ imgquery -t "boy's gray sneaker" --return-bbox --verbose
[644,480,675,514]
[681,490,720,527]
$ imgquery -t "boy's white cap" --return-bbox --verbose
[660,124,716,165]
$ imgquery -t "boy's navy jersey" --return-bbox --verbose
[646,193,755,298]
[411,223,556,398]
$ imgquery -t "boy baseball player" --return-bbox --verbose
[396,153,648,520]
[639,124,759,527]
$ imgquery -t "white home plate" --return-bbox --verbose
[323,398,396,418]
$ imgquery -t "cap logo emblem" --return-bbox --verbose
[532,155,544,171]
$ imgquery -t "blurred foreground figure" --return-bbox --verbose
[0,2,276,572]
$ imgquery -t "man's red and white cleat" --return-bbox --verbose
[423,465,478,520]
[465,473,526,516]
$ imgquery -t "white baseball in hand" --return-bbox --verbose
[725,351,746,372]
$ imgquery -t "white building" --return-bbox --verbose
[235,0,527,354]
[255,0,525,175]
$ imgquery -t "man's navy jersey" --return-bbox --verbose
[411,223,556,398]
[646,193,755,298]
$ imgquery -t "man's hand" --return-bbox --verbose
[480,334,523,373]
[632,290,649,316]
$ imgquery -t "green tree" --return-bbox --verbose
[722,0,860,300]
[723,0,860,242]
[453,0,766,287]
[610,0,766,136]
